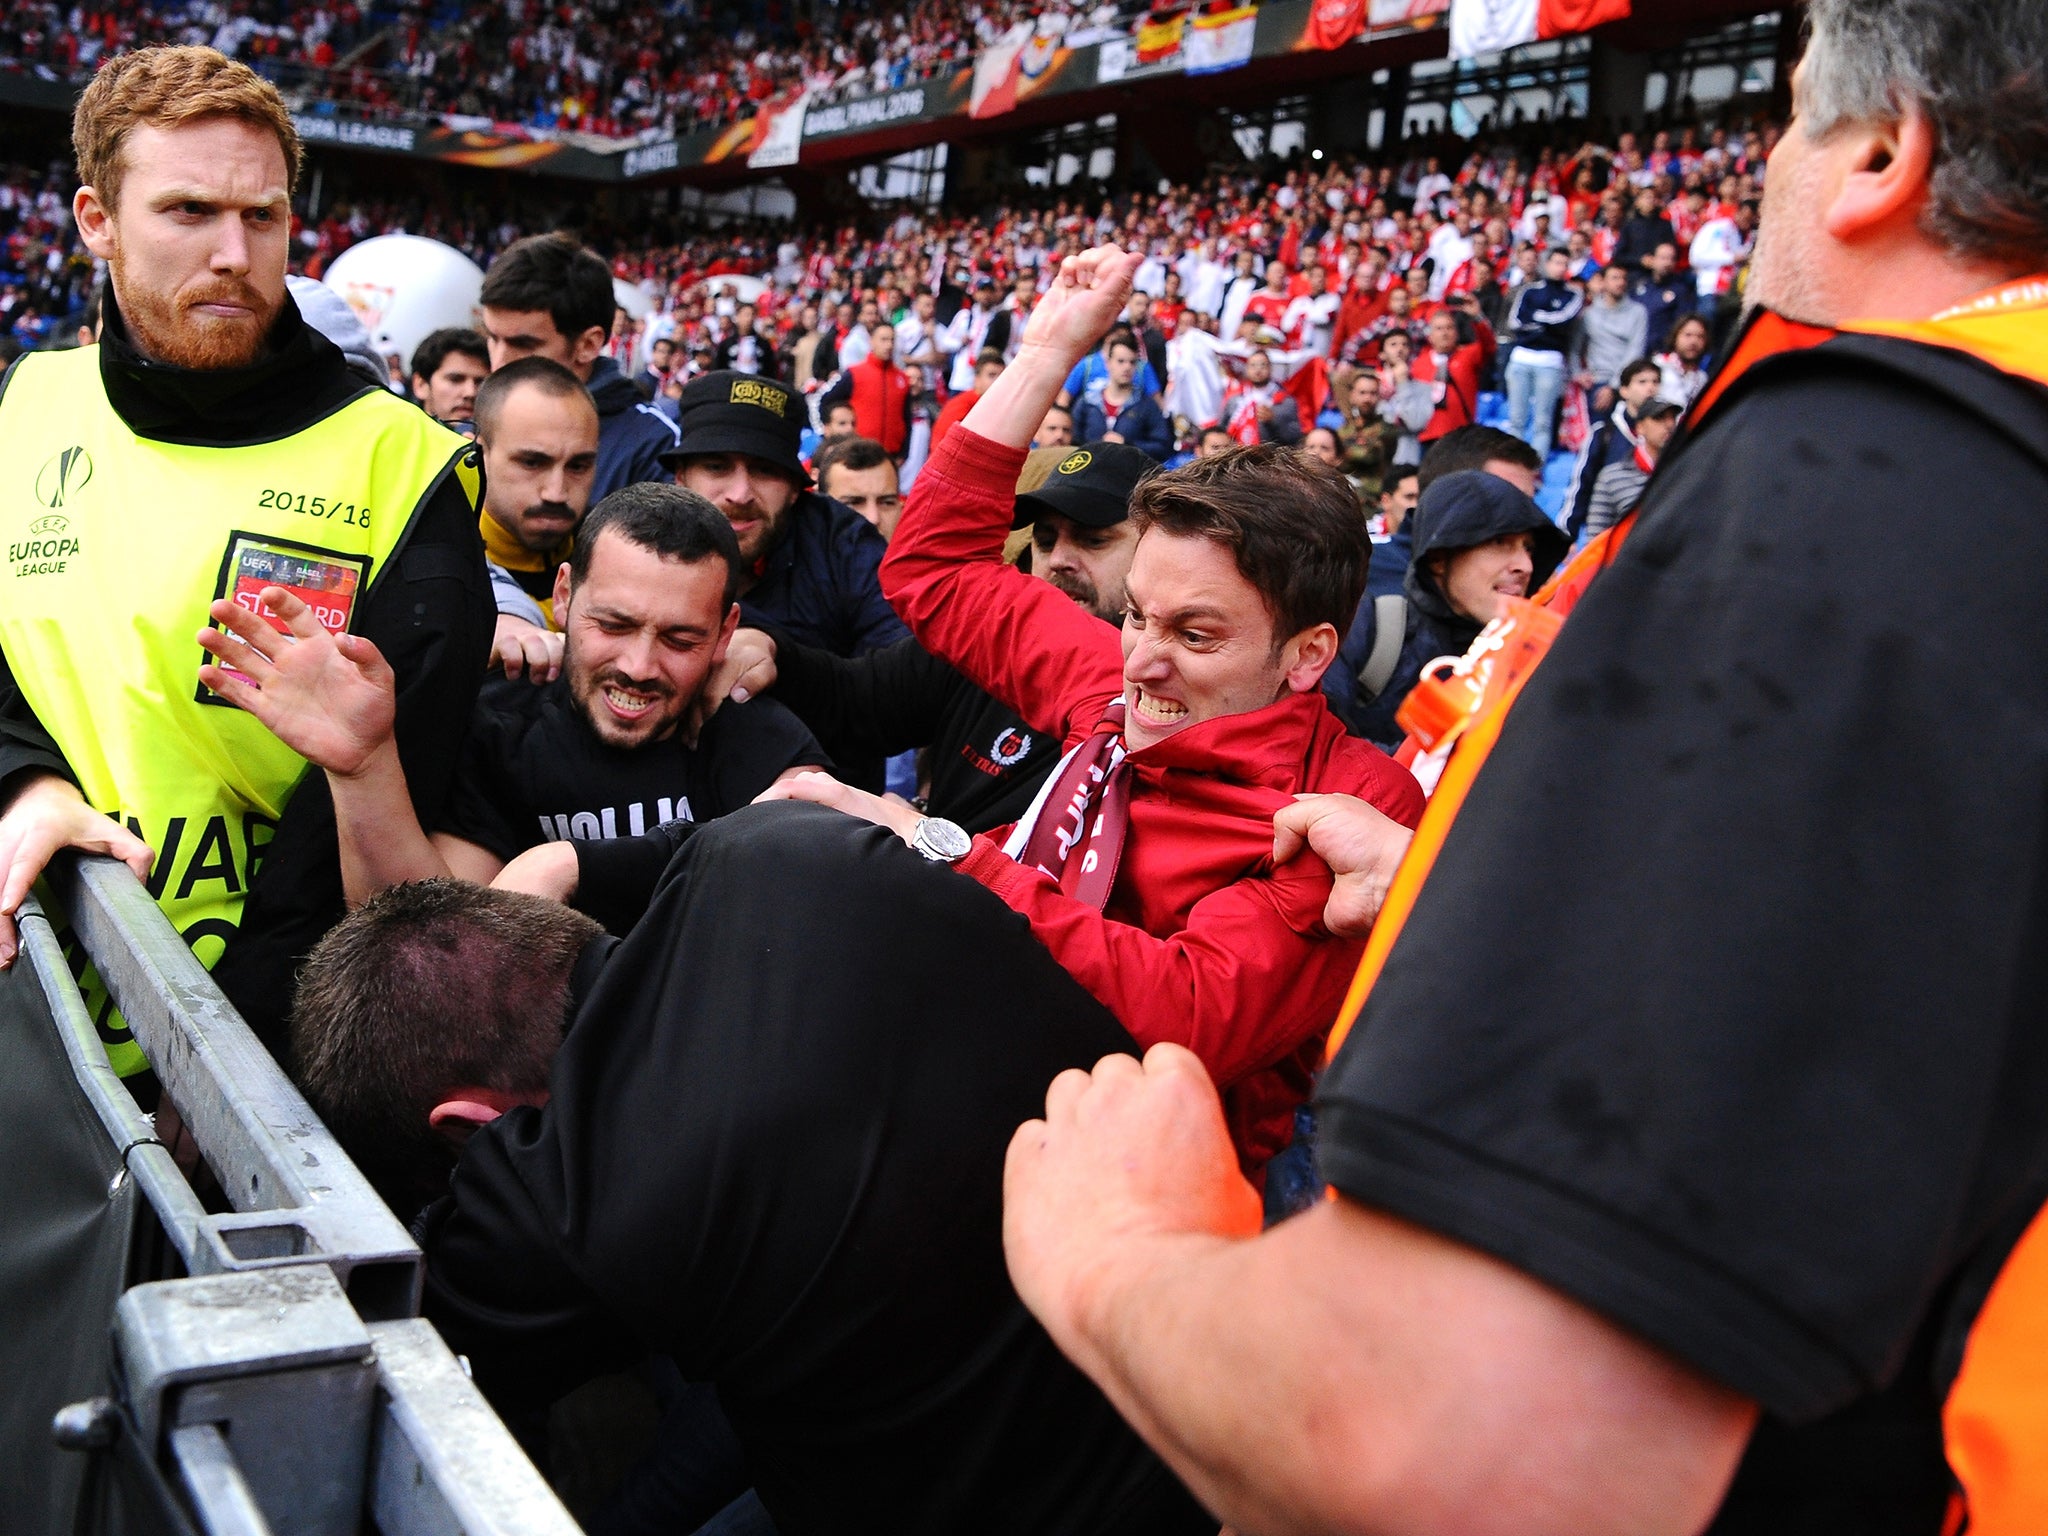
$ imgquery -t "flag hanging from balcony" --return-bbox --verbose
[1185,2,1258,74]
[747,92,808,168]
[1450,0,1629,56]
[1134,7,1189,64]
[1303,0,1367,49]
[971,22,1032,117]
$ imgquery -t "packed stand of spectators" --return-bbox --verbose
[0,0,1134,136]
[547,116,1769,508]
[370,0,1138,137]
[0,161,96,354]
[1,0,368,79]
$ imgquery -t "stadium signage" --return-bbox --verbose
[623,138,683,178]
[8,0,1455,182]
[803,86,929,138]
[290,114,418,152]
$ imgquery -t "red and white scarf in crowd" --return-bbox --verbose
[1001,701,1132,911]
[1222,380,1271,445]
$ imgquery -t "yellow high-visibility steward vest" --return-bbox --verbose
[0,345,480,1075]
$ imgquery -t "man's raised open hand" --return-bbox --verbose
[197,587,397,778]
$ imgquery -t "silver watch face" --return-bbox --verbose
[918,817,973,861]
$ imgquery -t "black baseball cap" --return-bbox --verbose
[661,370,811,485]
[1013,441,1159,529]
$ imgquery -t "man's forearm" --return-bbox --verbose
[1040,1202,1754,1536]
[327,739,452,906]
[963,344,1074,448]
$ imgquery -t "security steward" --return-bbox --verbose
[1003,7,2048,1534]
[0,44,491,1067]
[700,441,1157,835]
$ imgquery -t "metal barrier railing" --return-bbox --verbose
[28,853,580,1536]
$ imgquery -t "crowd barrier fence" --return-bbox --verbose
[3,853,581,1536]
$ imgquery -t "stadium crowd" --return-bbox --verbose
[10,4,2048,1533]
[1,0,1136,135]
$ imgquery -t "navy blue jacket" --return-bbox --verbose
[1363,526,1411,604]
[1072,390,1174,462]
[1630,277,1696,358]
[1506,279,1584,358]
[589,355,682,502]
[737,492,910,659]
[1563,403,1640,541]
[1324,473,1566,748]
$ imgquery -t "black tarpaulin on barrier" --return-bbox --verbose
[0,958,142,1536]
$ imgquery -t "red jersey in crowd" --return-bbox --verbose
[1411,320,1495,443]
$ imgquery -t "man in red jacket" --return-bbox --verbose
[821,322,912,458]
[763,244,1424,1174]
[1412,296,1496,445]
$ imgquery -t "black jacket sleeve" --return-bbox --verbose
[418,1139,644,1414]
[571,819,702,935]
[0,646,73,802]
[765,630,962,758]
[211,465,495,1055]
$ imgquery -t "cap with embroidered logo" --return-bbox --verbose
[1012,440,1159,529]
[661,369,811,485]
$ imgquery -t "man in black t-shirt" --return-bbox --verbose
[286,805,1213,1536]
[1000,11,2048,1535]
[201,483,824,904]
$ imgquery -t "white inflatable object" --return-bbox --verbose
[323,235,485,374]
[613,277,654,321]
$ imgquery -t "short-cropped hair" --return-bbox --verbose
[481,232,616,346]
[1129,444,1370,644]
[472,355,591,440]
[570,482,744,606]
[1801,0,2048,267]
[291,880,601,1215]
[814,435,893,492]
[1418,426,1541,492]
[74,45,302,212]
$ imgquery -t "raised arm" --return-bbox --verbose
[880,246,1147,737]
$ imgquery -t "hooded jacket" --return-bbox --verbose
[882,428,1425,1171]
[1325,470,1567,748]
[587,353,681,501]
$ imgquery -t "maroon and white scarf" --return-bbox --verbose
[1003,701,1133,911]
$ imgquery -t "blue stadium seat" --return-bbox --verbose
[1476,390,1508,429]
[1535,449,1577,522]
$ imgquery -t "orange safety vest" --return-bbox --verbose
[1327,277,2048,1535]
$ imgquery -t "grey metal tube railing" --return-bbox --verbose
[46,854,421,1319]
[38,854,582,1536]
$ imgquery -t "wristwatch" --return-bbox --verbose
[910,816,973,864]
